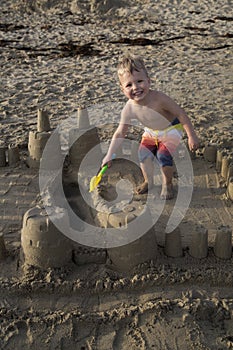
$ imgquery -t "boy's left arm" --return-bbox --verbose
[178,113,199,151]
[161,93,199,151]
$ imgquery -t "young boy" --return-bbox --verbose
[102,54,199,199]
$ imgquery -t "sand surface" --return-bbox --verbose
[0,0,233,349]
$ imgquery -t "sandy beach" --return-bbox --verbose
[0,0,233,349]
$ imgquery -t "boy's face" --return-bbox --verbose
[119,69,151,103]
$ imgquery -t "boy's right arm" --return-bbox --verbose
[101,123,129,167]
[101,107,131,167]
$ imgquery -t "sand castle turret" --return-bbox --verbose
[0,142,20,167]
[8,144,20,166]
[165,227,183,258]
[27,108,62,169]
[69,106,102,172]
[214,225,232,259]
[77,106,90,129]
[221,156,229,180]
[203,144,217,163]
[21,206,72,269]
[0,145,6,167]
[105,206,158,271]
[0,143,20,167]
[0,233,7,261]
[189,225,208,259]
[203,144,233,201]
[107,231,157,272]
[28,131,51,168]
[227,162,233,184]
[227,177,233,201]
[37,108,51,132]
[216,149,223,172]
[28,108,51,168]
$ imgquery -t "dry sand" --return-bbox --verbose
[0,0,233,349]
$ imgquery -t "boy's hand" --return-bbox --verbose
[101,154,113,168]
[188,134,199,151]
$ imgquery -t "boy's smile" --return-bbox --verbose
[119,69,151,104]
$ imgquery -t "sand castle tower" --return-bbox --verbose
[216,149,223,172]
[21,206,72,269]
[8,144,20,166]
[189,224,208,259]
[203,143,217,163]
[214,225,232,259]
[107,230,158,272]
[103,205,158,271]
[37,108,51,132]
[0,233,7,261]
[227,177,233,201]
[27,108,62,169]
[69,107,102,172]
[0,143,20,167]
[0,145,7,167]
[165,227,183,258]
[28,131,50,168]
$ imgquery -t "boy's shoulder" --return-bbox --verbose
[150,89,165,99]
[120,100,136,120]
[122,100,134,112]
[149,89,172,106]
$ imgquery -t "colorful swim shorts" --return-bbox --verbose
[138,118,183,167]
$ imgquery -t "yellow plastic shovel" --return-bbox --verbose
[89,164,108,192]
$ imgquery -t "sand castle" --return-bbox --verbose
[21,206,72,269]
[0,144,20,167]
[1,107,230,271]
[27,108,52,168]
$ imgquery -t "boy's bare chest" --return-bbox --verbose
[132,105,171,130]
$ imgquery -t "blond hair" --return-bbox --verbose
[117,54,148,78]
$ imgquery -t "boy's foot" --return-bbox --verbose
[160,184,174,200]
[136,181,153,194]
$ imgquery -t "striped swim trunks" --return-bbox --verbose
[138,118,183,167]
